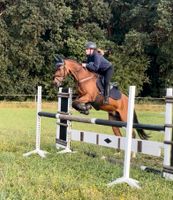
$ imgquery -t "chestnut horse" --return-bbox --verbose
[53,57,149,140]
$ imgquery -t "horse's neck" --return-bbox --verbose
[67,61,95,81]
[66,60,99,101]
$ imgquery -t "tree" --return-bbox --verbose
[0,0,72,97]
[1,0,172,98]
[108,30,149,94]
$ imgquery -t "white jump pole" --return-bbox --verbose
[163,88,173,180]
[108,86,140,188]
[23,86,48,158]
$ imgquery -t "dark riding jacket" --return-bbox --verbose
[86,51,111,73]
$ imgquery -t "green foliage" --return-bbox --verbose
[152,1,173,91]
[109,47,149,95]
[0,0,173,97]
[0,0,72,96]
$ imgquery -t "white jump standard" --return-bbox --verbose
[23,86,49,158]
[107,86,140,188]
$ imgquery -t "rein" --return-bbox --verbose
[78,74,95,83]
[64,61,96,84]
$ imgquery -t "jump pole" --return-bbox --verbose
[23,86,48,158]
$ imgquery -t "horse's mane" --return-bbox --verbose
[65,58,98,77]
[65,58,82,66]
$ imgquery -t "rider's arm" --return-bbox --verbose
[86,53,101,72]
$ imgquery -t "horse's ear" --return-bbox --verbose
[54,54,64,68]
[54,54,64,63]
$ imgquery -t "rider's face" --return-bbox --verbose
[86,48,94,55]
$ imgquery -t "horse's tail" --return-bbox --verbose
[133,111,150,140]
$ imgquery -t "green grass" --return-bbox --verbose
[0,102,172,200]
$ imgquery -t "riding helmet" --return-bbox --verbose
[85,41,97,49]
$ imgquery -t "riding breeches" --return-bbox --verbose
[100,65,114,94]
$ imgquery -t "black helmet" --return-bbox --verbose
[85,41,97,49]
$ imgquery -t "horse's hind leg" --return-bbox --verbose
[108,112,122,137]
[118,110,136,158]
[118,109,136,139]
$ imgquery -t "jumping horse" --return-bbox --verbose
[53,56,149,140]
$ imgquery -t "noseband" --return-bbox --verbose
[54,64,67,83]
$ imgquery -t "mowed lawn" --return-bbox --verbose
[0,102,173,200]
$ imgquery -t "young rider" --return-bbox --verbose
[82,41,114,104]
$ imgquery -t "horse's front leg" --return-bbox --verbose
[72,95,92,115]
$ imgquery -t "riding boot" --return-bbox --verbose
[103,85,110,104]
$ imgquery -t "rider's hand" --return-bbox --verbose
[82,63,86,68]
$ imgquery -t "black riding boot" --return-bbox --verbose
[103,84,110,104]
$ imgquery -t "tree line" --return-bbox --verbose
[0,0,173,98]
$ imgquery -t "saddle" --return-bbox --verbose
[90,77,122,110]
[96,77,122,100]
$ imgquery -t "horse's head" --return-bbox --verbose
[53,56,95,88]
[53,56,68,87]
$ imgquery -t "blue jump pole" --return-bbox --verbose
[38,111,165,131]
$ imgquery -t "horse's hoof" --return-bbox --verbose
[80,110,89,115]
[86,103,92,110]
[72,101,87,111]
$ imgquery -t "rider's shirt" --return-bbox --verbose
[86,51,111,73]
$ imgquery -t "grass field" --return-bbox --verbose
[0,102,173,200]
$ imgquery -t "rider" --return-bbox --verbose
[82,41,114,104]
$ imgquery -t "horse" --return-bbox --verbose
[53,57,149,140]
